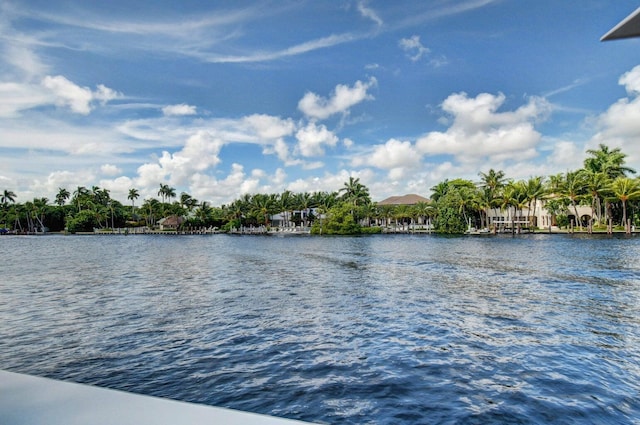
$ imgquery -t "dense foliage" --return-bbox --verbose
[1,145,640,235]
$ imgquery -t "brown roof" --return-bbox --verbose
[378,194,430,206]
[160,215,184,227]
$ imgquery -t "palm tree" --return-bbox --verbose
[55,188,70,206]
[525,176,545,227]
[478,169,506,196]
[412,201,435,229]
[580,170,609,226]
[73,186,89,212]
[157,183,170,204]
[585,144,636,179]
[294,192,313,226]
[195,201,213,225]
[430,180,450,202]
[32,197,49,231]
[180,192,198,212]
[165,186,176,204]
[250,193,276,226]
[2,189,17,206]
[128,188,140,217]
[339,177,370,221]
[496,182,517,230]
[609,177,640,227]
[560,170,587,229]
[340,177,370,206]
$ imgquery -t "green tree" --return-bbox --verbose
[585,144,635,179]
[311,202,361,235]
[339,177,371,220]
[560,170,587,229]
[128,188,140,217]
[55,188,70,206]
[609,177,640,227]
[433,189,467,234]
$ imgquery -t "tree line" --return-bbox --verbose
[1,144,639,235]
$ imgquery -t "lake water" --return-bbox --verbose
[1,233,639,424]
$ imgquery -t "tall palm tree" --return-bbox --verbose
[73,186,89,212]
[580,170,609,226]
[609,177,640,227]
[128,188,140,217]
[55,188,70,206]
[157,183,169,203]
[294,192,313,226]
[165,186,176,204]
[478,169,506,196]
[339,177,370,222]
[560,170,587,229]
[585,144,636,179]
[2,189,17,206]
[525,176,545,227]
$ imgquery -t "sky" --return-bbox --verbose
[2,0,640,206]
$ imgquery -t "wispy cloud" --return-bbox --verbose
[543,78,590,98]
[394,0,500,29]
[357,0,383,27]
[201,32,362,63]
[399,35,430,61]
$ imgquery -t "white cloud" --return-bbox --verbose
[243,114,295,139]
[620,65,640,95]
[135,130,224,190]
[295,122,339,157]
[399,35,429,62]
[416,92,550,164]
[588,66,640,164]
[0,82,50,117]
[100,164,122,176]
[298,77,377,120]
[41,75,121,114]
[162,103,197,116]
[352,138,422,180]
[357,0,383,27]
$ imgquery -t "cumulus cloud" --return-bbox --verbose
[295,122,339,157]
[588,65,640,163]
[100,164,122,176]
[352,138,422,180]
[416,92,550,164]
[41,75,121,114]
[298,77,377,120]
[162,103,197,116]
[137,131,224,188]
[399,35,429,62]
[243,114,295,139]
[189,163,265,205]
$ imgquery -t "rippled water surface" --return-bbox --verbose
[1,234,640,424]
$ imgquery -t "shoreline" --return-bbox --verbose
[1,228,638,237]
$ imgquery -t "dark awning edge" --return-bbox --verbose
[601,7,640,41]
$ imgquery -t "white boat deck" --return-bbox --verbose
[0,370,315,425]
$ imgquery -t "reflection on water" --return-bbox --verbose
[1,234,640,424]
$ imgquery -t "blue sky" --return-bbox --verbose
[2,0,640,205]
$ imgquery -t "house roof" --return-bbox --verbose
[159,215,184,226]
[602,7,640,41]
[378,194,430,206]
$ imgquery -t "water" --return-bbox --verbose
[1,233,639,424]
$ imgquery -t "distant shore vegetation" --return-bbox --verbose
[1,144,640,235]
